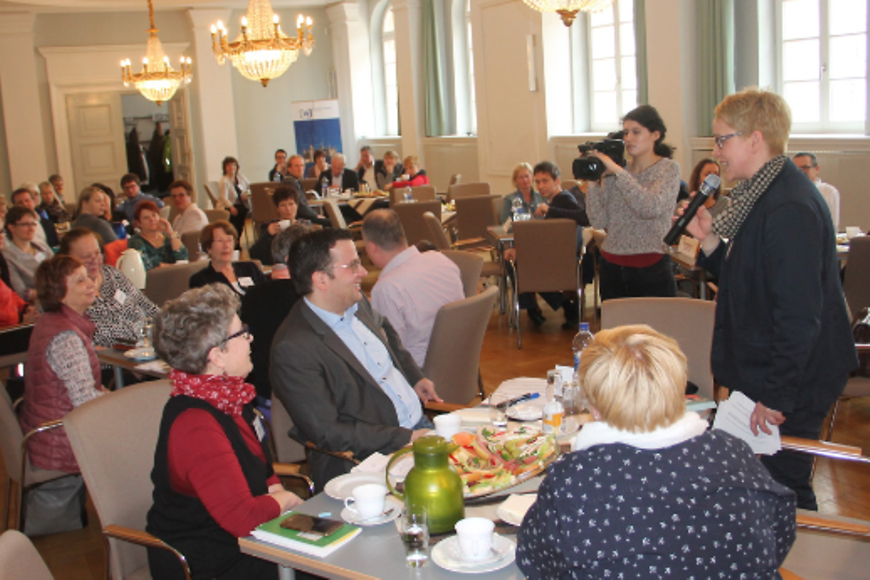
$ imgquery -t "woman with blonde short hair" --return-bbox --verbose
[500,162,545,222]
[517,325,797,579]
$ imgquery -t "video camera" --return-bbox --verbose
[572,132,626,181]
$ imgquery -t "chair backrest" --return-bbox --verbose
[143,260,208,307]
[203,182,220,208]
[180,230,201,262]
[0,530,54,580]
[389,185,437,206]
[163,204,182,225]
[394,201,442,246]
[301,177,320,193]
[844,235,870,319]
[0,388,24,486]
[442,250,484,298]
[561,179,578,191]
[269,395,307,464]
[513,219,580,293]
[322,199,348,229]
[204,208,229,224]
[64,381,172,579]
[448,181,490,202]
[422,211,450,250]
[455,194,500,240]
[423,286,498,404]
[250,182,279,224]
[600,297,716,400]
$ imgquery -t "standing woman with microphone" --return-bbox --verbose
[586,105,681,300]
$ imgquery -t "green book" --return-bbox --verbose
[251,513,362,558]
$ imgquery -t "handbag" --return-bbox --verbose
[23,474,87,536]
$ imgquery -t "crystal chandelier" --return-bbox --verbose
[121,0,192,106]
[523,0,615,27]
[210,0,314,87]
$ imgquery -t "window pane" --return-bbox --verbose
[386,86,399,135]
[782,39,820,81]
[384,39,396,65]
[618,0,634,23]
[621,56,637,89]
[782,0,819,40]
[620,22,635,55]
[593,91,618,125]
[829,79,866,122]
[591,26,616,58]
[385,62,397,86]
[593,58,617,89]
[590,5,614,26]
[830,0,867,35]
[383,8,394,33]
[621,90,637,115]
[784,81,820,122]
[829,34,867,79]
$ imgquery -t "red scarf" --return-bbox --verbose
[169,369,256,417]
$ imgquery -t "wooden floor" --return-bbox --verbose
[3,298,870,579]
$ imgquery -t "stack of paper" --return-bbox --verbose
[252,513,361,557]
[712,391,781,455]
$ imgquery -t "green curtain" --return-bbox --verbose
[697,0,735,135]
[633,0,648,105]
[423,0,450,136]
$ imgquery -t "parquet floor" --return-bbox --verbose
[3,299,870,579]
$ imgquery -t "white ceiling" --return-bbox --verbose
[0,0,327,13]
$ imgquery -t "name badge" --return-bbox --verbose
[34,252,46,262]
[253,416,265,441]
[239,276,255,287]
[114,289,127,305]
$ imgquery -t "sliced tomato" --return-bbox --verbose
[452,432,475,447]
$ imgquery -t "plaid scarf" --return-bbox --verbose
[712,155,788,239]
[169,369,256,417]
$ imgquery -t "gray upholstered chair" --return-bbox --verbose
[843,235,870,320]
[180,230,200,262]
[142,260,208,307]
[394,201,442,247]
[389,184,437,206]
[442,250,484,299]
[447,181,491,202]
[204,209,229,224]
[0,530,54,580]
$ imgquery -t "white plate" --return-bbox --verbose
[432,534,516,574]
[339,496,402,526]
[323,472,386,500]
[124,347,156,361]
[506,403,543,421]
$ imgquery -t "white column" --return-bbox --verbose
[326,2,375,162]
[0,13,49,185]
[187,9,239,182]
[391,0,425,163]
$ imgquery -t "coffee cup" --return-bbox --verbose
[231,249,240,261]
[433,413,461,440]
[454,517,494,562]
[344,483,387,519]
[279,219,292,230]
[846,226,862,240]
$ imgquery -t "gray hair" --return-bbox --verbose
[18,182,39,197]
[154,284,240,374]
[793,151,818,166]
[271,222,312,265]
[331,152,345,163]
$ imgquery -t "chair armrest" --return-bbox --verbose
[795,513,870,537]
[303,441,360,465]
[273,464,315,497]
[103,524,191,580]
[424,401,470,414]
[452,237,487,249]
[780,436,870,464]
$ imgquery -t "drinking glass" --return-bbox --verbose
[139,317,154,349]
[489,393,508,429]
[400,508,429,568]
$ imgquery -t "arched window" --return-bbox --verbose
[382,7,400,136]
[588,0,638,130]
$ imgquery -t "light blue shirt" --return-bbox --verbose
[305,298,423,428]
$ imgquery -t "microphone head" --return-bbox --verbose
[699,174,722,198]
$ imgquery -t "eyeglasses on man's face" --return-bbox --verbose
[331,258,363,275]
[713,132,742,149]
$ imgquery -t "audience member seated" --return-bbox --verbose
[587,105,680,301]
[59,228,158,348]
[37,180,70,224]
[48,173,66,204]
[375,150,404,190]
[73,186,117,244]
[241,224,310,406]
[128,201,188,271]
[688,158,728,218]
[19,255,106,476]
[118,173,163,223]
[386,156,429,190]
[11,186,58,248]
[517,325,796,579]
[363,209,464,367]
[316,152,360,193]
[3,207,52,301]
[793,151,839,230]
[169,180,208,234]
[355,145,377,188]
[0,196,7,227]
[0,232,36,327]
[305,149,330,180]
[500,162,545,222]
[283,154,332,227]
[92,183,129,240]
[271,229,441,489]
[268,148,289,182]
[217,157,251,242]
[146,284,304,580]
[248,187,299,266]
[190,221,266,297]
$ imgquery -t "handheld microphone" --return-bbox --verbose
[664,173,721,246]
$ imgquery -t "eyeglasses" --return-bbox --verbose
[221,324,251,344]
[12,222,38,228]
[713,132,742,149]
[332,259,363,274]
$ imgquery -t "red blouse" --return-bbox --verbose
[392,173,430,189]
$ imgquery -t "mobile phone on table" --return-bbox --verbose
[279,514,343,537]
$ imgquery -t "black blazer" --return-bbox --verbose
[317,168,360,193]
[188,261,267,296]
[270,296,425,489]
[697,159,857,415]
[547,190,590,226]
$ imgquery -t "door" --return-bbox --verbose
[167,88,196,203]
[65,92,127,197]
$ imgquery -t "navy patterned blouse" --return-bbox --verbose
[517,430,796,579]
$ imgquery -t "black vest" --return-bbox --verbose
[146,396,274,579]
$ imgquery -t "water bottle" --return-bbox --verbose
[404,186,414,203]
[511,196,523,221]
[572,322,594,372]
[542,382,564,435]
[566,322,594,421]
[273,170,282,183]
[321,182,328,199]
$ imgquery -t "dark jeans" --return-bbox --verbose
[599,254,677,301]
[518,292,566,312]
[229,203,248,245]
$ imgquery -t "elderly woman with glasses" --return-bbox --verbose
[189,221,266,297]
[146,284,303,580]
[2,206,52,301]
[517,325,796,579]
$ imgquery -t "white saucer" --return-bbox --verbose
[323,472,386,500]
[124,347,156,361]
[339,496,402,526]
[432,534,516,574]
[506,403,543,421]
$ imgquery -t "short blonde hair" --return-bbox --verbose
[384,150,399,161]
[578,325,687,433]
[403,155,419,169]
[714,87,792,156]
[511,163,533,187]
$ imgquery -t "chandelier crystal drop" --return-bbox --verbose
[211,0,314,87]
[121,0,192,106]
[523,0,615,27]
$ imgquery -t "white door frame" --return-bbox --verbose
[38,43,190,197]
